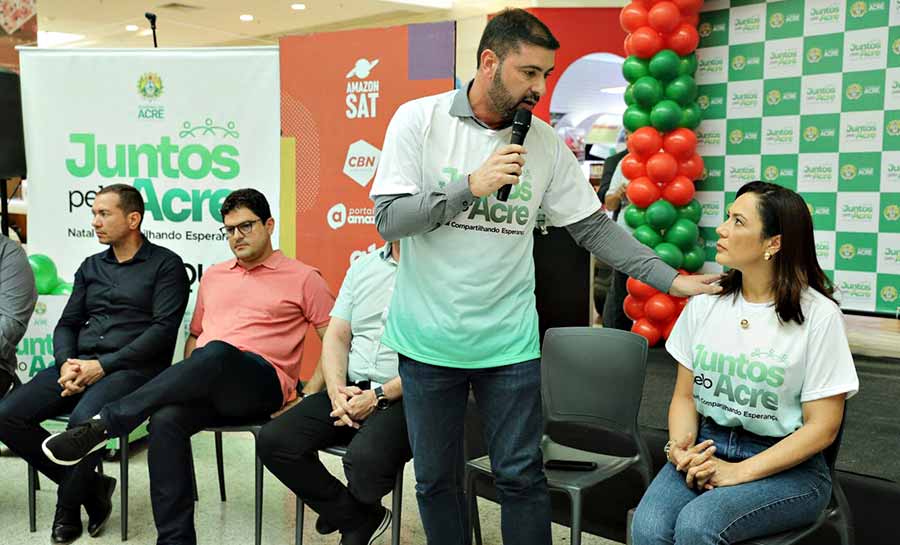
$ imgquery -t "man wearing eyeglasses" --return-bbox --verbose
[41,188,336,545]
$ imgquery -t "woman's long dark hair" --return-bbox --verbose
[719,181,835,325]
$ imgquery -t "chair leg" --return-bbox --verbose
[215,431,226,502]
[391,466,404,545]
[254,443,264,545]
[27,464,36,532]
[569,489,582,545]
[34,471,40,491]
[465,469,483,545]
[188,442,198,502]
[626,508,635,545]
[295,497,304,545]
[120,434,129,541]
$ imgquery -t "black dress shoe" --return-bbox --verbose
[340,506,391,545]
[51,505,82,544]
[85,475,117,537]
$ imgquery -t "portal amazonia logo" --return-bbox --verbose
[137,73,163,100]
[839,243,856,259]
[767,89,782,105]
[841,164,858,180]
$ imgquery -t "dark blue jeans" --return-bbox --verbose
[631,418,832,545]
[400,356,550,545]
[0,365,150,509]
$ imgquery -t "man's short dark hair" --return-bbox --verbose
[220,188,272,222]
[98,184,144,226]
[476,8,560,68]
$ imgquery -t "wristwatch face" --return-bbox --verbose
[376,397,390,410]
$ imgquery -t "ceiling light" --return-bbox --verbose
[125,24,139,32]
[291,3,306,9]
[600,86,627,94]
[239,14,254,22]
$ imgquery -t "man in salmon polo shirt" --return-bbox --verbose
[41,188,335,545]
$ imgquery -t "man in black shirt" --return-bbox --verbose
[0,184,189,544]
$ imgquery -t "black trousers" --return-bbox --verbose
[101,341,282,545]
[0,365,150,510]
[258,390,412,532]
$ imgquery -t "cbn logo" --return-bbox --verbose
[846,83,863,101]
[882,286,899,303]
[841,164,858,180]
[839,243,856,259]
[767,89,782,105]
[804,126,820,142]
[137,73,163,100]
[888,119,900,136]
[807,47,823,64]
[764,166,779,181]
[697,95,710,110]
[769,12,785,28]
[849,1,867,18]
[885,204,900,221]
[729,129,744,144]
[732,55,747,70]
[699,22,713,37]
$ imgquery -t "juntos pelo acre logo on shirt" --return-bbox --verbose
[692,344,787,411]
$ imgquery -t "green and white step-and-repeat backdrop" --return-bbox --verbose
[694,0,900,316]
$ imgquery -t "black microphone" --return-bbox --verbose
[496,108,532,202]
[145,12,158,48]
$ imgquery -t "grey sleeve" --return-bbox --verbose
[0,240,37,375]
[566,211,678,293]
[373,181,476,241]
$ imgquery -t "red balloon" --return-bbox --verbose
[624,34,635,56]
[627,127,663,157]
[627,277,660,300]
[667,24,700,56]
[673,0,703,14]
[679,153,705,181]
[663,128,698,160]
[662,175,696,206]
[630,26,664,59]
[662,318,677,339]
[675,297,688,310]
[632,318,662,346]
[626,176,662,208]
[682,13,699,26]
[623,295,646,321]
[620,3,649,33]
[646,152,679,184]
[645,293,677,324]
[648,1,681,34]
[621,153,647,180]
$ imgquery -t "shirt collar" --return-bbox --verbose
[101,236,151,264]
[229,249,284,271]
[379,242,398,265]
[449,80,494,130]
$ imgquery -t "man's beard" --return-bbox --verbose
[488,70,538,124]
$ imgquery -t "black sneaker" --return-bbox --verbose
[85,475,117,537]
[42,419,109,466]
[340,506,391,545]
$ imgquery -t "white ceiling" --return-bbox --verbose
[34,0,626,48]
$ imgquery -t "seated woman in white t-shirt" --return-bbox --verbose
[631,181,859,545]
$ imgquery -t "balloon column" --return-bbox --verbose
[28,254,73,295]
[619,0,704,346]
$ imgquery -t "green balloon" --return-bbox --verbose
[678,53,698,76]
[633,76,663,108]
[28,254,59,295]
[682,244,706,272]
[650,99,683,132]
[623,105,651,132]
[665,75,698,106]
[654,242,685,269]
[649,50,680,82]
[664,218,700,250]
[624,84,635,106]
[679,102,702,129]
[50,280,73,295]
[624,205,647,229]
[633,224,663,248]
[646,199,678,231]
[676,199,703,224]
[622,56,650,83]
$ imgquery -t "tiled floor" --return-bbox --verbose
[0,430,619,545]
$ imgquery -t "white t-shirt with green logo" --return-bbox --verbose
[371,90,600,368]
[666,289,859,437]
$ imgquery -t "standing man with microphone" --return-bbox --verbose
[371,9,721,545]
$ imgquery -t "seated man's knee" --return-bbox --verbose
[148,406,191,436]
[257,419,311,465]
[343,447,395,504]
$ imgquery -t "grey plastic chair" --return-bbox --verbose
[295,445,405,545]
[466,327,653,545]
[625,410,853,545]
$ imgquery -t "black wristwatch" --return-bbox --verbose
[374,386,390,410]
